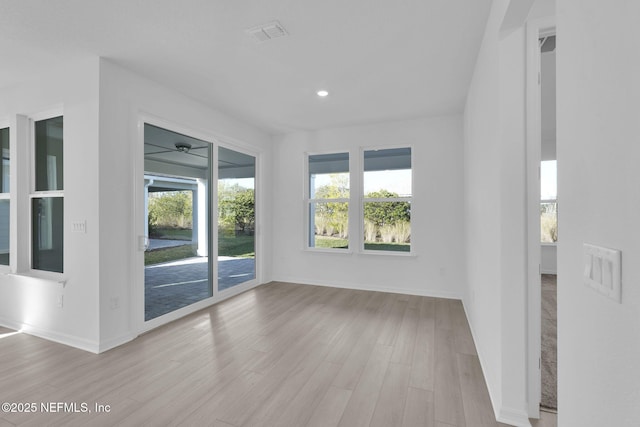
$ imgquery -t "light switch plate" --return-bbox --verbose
[583,243,621,303]
[72,220,87,233]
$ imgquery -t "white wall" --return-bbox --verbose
[0,58,102,351]
[97,59,273,349]
[541,245,557,274]
[0,56,273,353]
[463,0,532,424]
[540,51,556,161]
[463,0,504,411]
[271,115,465,299]
[540,243,558,274]
[557,1,640,425]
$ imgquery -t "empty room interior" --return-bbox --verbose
[0,0,638,426]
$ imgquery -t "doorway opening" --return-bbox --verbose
[539,32,557,413]
[527,16,557,419]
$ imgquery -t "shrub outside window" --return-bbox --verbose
[307,152,349,250]
[363,148,412,253]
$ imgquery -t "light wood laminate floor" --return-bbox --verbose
[0,282,512,427]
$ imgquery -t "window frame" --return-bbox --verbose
[28,110,64,276]
[360,145,414,256]
[0,121,11,271]
[303,145,415,256]
[304,150,353,253]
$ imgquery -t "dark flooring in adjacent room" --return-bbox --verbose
[541,274,557,411]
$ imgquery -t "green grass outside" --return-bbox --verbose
[145,231,407,266]
[151,227,192,240]
[314,235,348,249]
[364,242,410,252]
[145,234,255,266]
[315,235,410,252]
[218,232,255,258]
[145,244,197,266]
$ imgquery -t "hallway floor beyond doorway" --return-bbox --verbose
[541,274,557,410]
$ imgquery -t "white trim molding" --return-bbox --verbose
[0,315,101,354]
[498,407,533,427]
[526,14,556,419]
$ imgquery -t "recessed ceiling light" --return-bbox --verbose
[317,90,329,97]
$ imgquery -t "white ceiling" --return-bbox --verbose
[0,0,492,134]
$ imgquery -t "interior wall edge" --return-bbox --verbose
[97,332,138,354]
[461,298,503,423]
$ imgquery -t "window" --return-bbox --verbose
[540,160,557,243]
[31,116,63,273]
[305,147,413,254]
[307,152,349,250]
[0,127,9,266]
[363,148,412,252]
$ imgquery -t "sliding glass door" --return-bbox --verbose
[143,124,212,321]
[140,122,258,324]
[217,147,256,291]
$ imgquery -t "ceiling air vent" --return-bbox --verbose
[246,20,288,43]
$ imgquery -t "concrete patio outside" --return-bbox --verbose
[145,240,255,320]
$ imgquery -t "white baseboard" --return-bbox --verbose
[98,332,137,353]
[0,316,100,353]
[498,407,532,427]
[461,298,502,419]
[461,299,532,427]
[272,276,462,300]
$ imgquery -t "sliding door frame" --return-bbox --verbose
[132,112,261,335]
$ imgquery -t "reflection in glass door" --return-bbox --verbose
[217,147,256,291]
[143,124,212,321]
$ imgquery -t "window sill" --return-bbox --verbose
[305,247,353,255]
[358,250,416,257]
[7,271,67,286]
[304,247,417,257]
[541,242,557,247]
